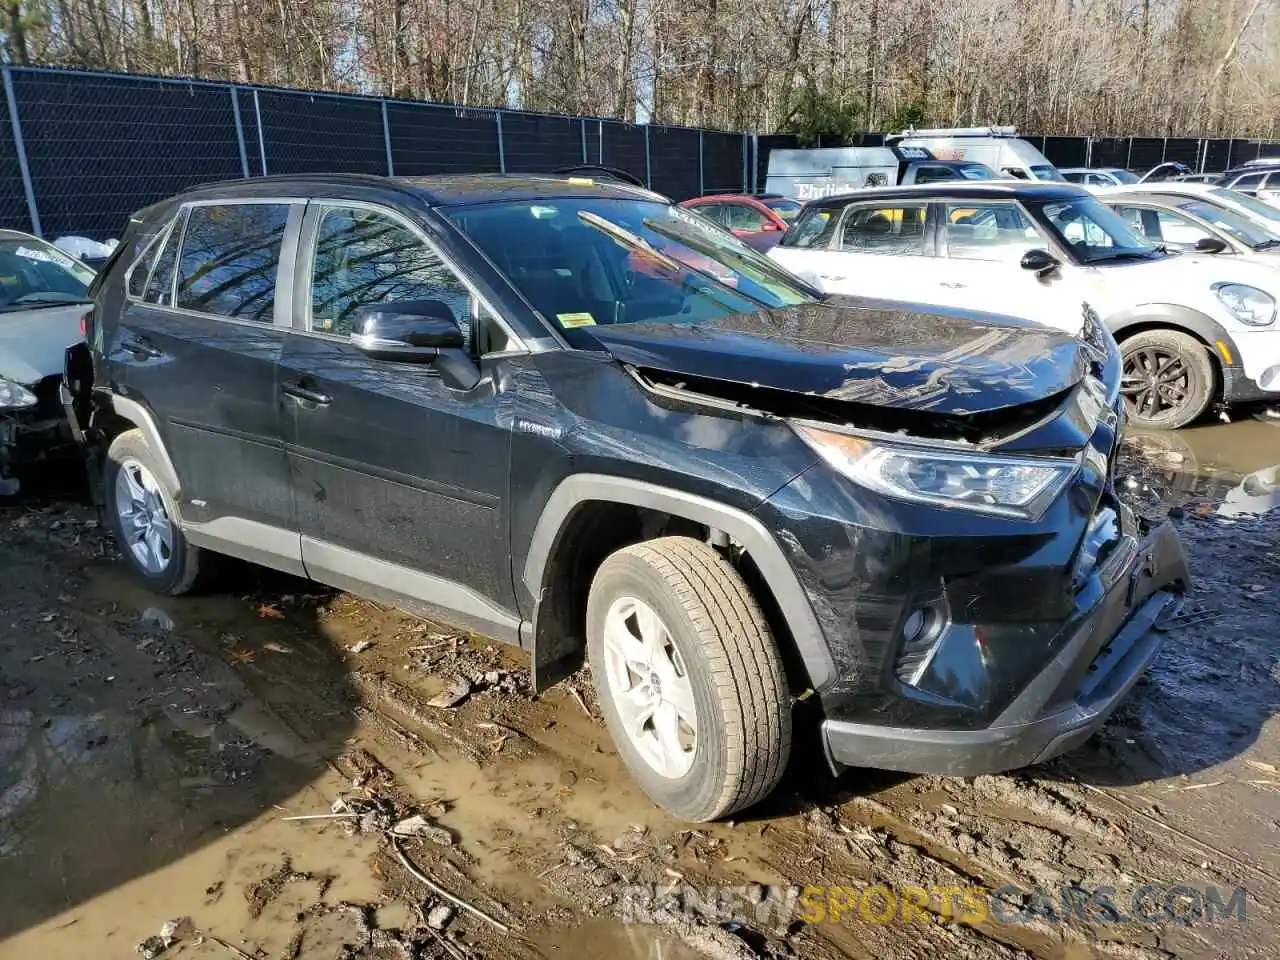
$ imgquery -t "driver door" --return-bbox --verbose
[279,201,516,614]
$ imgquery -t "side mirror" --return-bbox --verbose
[1194,237,1227,254]
[761,221,783,232]
[350,301,464,362]
[1020,248,1060,276]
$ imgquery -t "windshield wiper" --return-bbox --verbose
[1088,251,1159,263]
[1253,239,1280,250]
[0,296,92,310]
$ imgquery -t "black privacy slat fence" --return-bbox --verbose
[0,65,754,240]
[3,64,1280,240]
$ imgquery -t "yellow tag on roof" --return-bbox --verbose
[557,312,596,328]
[567,177,595,186]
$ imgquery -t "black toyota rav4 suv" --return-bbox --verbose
[65,173,1189,821]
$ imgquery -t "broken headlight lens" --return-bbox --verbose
[795,426,1076,520]
[0,377,37,411]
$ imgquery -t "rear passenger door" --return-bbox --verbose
[812,200,934,299]
[116,200,303,568]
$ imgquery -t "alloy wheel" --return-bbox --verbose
[114,458,174,575]
[1121,347,1191,420]
[600,596,698,779]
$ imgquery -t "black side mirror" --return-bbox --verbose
[1194,237,1228,254]
[1020,248,1060,276]
[350,301,464,362]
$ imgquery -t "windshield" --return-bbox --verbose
[1031,165,1067,182]
[762,197,802,220]
[958,163,996,180]
[445,198,817,334]
[1111,170,1141,184]
[1213,187,1280,226]
[1179,199,1280,248]
[1031,196,1160,263]
[0,237,94,311]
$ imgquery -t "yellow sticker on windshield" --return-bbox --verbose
[557,312,596,328]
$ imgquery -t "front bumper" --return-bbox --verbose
[1231,328,1280,397]
[821,520,1189,776]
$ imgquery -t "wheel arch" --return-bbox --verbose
[521,475,836,696]
[1109,304,1237,374]
[92,393,182,497]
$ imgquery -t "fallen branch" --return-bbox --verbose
[203,934,259,960]
[391,838,514,933]
[280,812,361,822]
[567,685,592,719]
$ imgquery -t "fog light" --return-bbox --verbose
[894,602,946,686]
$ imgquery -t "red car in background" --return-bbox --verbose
[679,193,802,251]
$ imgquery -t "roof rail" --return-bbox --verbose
[889,125,1019,140]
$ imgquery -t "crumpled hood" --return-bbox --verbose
[0,304,85,384]
[589,298,1088,416]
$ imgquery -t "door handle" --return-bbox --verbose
[939,281,967,289]
[281,379,332,406]
[122,336,162,359]
[817,274,847,282]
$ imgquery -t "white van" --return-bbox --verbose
[763,145,996,201]
[888,127,1065,183]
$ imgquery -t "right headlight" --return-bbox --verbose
[1213,283,1276,327]
[795,425,1076,521]
[0,377,37,411]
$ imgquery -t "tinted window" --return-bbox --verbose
[127,235,159,298]
[912,165,961,185]
[1062,171,1086,183]
[838,204,928,254]
[310,206,471,338]
[143,213,184,306]
[943,202,1042,260]
[175,204,289,322]
[1231,173,1264,189]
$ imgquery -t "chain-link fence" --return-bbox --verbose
[6,64,1280,241]
[0,65,755,240]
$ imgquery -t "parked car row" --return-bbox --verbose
[51,169,1194,824]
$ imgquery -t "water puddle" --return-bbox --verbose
[530,917,708,959]
[1123,416,1280,517]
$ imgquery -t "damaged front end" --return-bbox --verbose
[0,374,74,496]
[608,300,1189,776]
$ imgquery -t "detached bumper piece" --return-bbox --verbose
[823,521,1190,776]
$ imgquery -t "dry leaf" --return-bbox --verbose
[1246,760,1279,775]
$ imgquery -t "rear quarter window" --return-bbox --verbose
[175,203,290,322]
[779,207,836,249]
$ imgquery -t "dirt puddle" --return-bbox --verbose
[4,427,1280,959]
[1124,415,1280,516]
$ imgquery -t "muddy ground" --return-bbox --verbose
[1,415,1278,960]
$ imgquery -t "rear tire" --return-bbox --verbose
[103,428,206,595]
[586,536,791,821]
[1119,329,1215,430]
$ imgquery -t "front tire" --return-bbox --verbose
[586,536,791,821]
[1119,329,1215,430]
[104,428,205,595]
